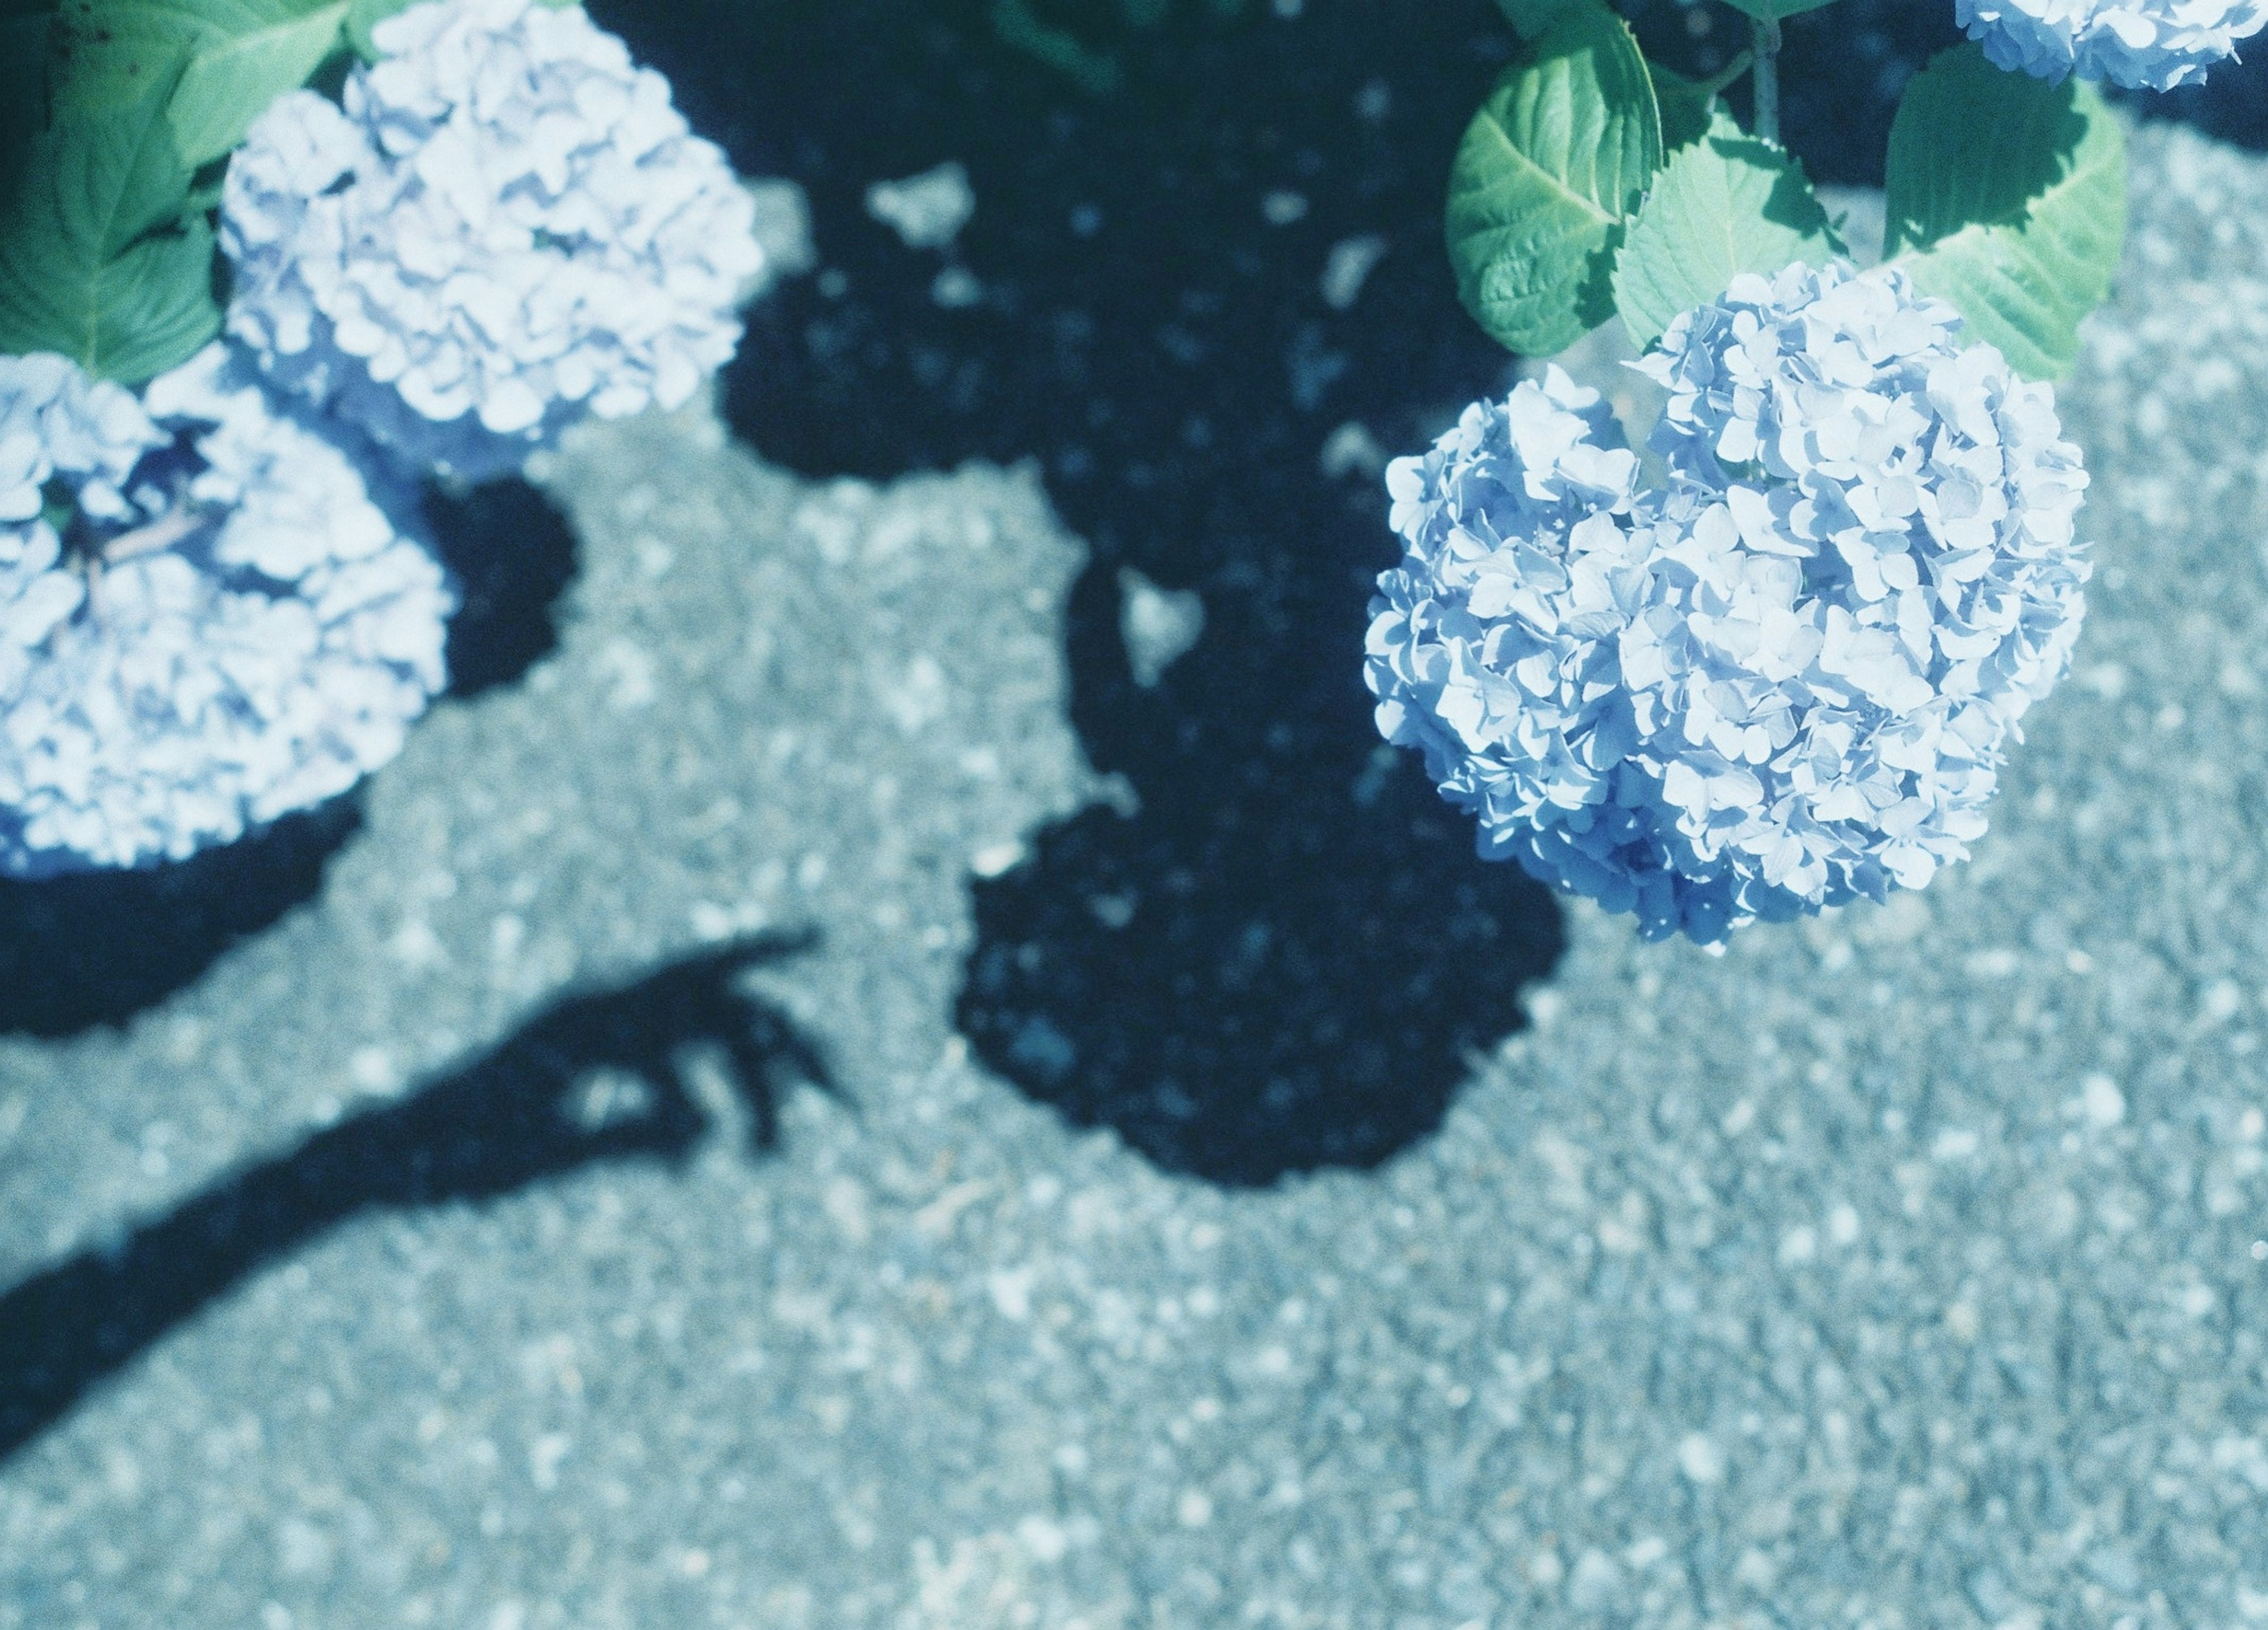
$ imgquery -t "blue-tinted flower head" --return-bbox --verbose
[223,0,763,479]
[0,356,165,705]
[0,347,452,875]
[1370,263,2091,944]
[1954,0,2266,90]
[1366,370,1693,930]
[0,353,167,533]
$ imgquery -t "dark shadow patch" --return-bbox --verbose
[594,0,1566,1185]
[957,757,1564,1184]
[1620,0,2266,165]
[1621,0,1964,186]
[2110,53,2268,152]
[421,477,582,698]
[0,931,829,1463]
[0,794,363,1038]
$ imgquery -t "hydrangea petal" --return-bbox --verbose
[223,0,765,480]
[0,347,454,876]
[1955,0,2266,89]
[1372,262,2090,944]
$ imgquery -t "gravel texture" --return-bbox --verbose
[2,120,2267,1629]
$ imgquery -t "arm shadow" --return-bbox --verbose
[0,929,831,1465]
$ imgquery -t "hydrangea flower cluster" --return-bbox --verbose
[1367,262,2090,943]
[1954,0,2267,90]
[0,347,451,876]
[223,0,764,479]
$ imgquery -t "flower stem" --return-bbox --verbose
[1750,14,1783,145]
[100,508,211,563]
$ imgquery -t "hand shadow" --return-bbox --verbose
[0,931,830,1465]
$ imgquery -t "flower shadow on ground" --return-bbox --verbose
[0,931,829,1462]
[0,476,575,1037]
[630,0,2262,1183]
[613,0,1572,1185]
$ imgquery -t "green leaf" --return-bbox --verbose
[1611,109,1840,349]
[167,1,346,165]
[58,215,219,380]
[1445,2,1662,355]
[53,63,191,257]
[1714,0,1844,19]
[1882,43,2126,380]
[48,0,198,110]
[54,0,348,168]
[0,76,221,382]
[1650,53,1758,154]
[1491,0,1577,39]
[1648,63,1716,154]
[0,11,51,197]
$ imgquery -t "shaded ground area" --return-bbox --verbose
[12,0,2256,1115]
[607,0,1568,1182]
[0,798,365,1037]
[422,477,582,702]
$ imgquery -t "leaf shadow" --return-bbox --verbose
[0,930,831,1465]
[1883,52,2094,256]
[1700,129,1837,241]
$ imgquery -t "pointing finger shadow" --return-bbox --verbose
[0,931,831,1464]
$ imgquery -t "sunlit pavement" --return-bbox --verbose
[2,122,2266,1628]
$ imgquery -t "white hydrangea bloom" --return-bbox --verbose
[0,352,167,533]
[1364,371,1700,929]
[1954,0,2266,90]
[0,346,452,876]
[1368,263,2090,944]
[223,0,764,480]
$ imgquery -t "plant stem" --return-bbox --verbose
[1751,14,1783,145]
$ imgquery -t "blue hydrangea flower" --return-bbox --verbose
[1368,263,2090,944]
[1954,0,2266,90]
[1365,370,1692,927]
[0,346,452,876]
[223,0,764,480]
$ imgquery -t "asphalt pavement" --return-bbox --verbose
[2,120,2266,1628]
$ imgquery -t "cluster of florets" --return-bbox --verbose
[0,0,782,875]
[223,0,763,479]
[1954,0,2266,90]
[0,347,451,876]
[1367,262,2090,943]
